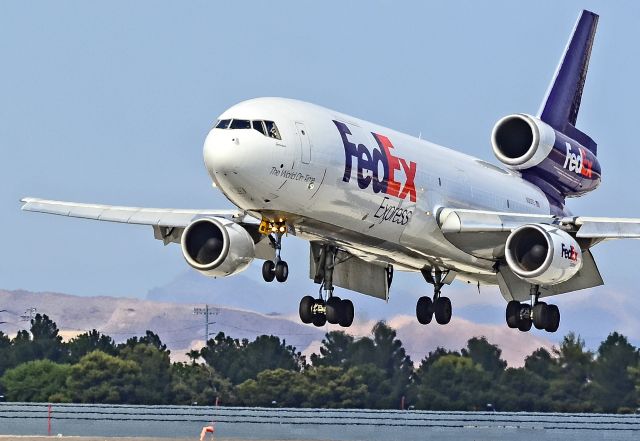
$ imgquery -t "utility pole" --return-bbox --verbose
[20,307,37,322]
[193,305,219,344]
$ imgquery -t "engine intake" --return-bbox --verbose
[181,217,255,277]
[492,114,556,169]
[505,224,582,285]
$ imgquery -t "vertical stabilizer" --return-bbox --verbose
[538,10,599,154]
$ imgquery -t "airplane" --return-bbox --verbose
[21,10,640,333]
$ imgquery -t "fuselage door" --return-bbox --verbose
[296,122,311,164]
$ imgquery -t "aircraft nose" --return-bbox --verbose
[203,129,238,177]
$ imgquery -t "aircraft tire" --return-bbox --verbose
[262,260,275,282]
[339,299,354,327]
[544,305,560,333]
[517,315,532,332]
[416,296,433,324]
[299,296,315,324]
[326,296,342,324]
[532,302,548,330]
[275,261,289,282]
[506,301,520,328]
[434,297,452,325]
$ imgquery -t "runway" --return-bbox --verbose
[3,402,640,440]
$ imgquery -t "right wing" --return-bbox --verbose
[20,197,257,246]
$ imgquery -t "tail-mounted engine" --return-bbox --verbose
[491,114,601,200]
[505,223,583,285]
[181,217,255,277]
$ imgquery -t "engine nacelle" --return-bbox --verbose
[180,217,255,277]
[491,114,601,198]
[505,224,582,285]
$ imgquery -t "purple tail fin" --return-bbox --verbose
[538,10,599,154]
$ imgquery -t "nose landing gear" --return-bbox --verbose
[260,219,289,283]
[416,268,453,325]
[505,285,560,333]
[298,244,354,327]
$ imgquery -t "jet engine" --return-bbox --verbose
[180,217,255,277]
[505,224,582,285]
[491,113,601,198]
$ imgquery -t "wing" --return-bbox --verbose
[20,198,267,249]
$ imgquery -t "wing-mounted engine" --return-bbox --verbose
[505,223,582,285]
[181,217,255,277]
[492,114,601,202]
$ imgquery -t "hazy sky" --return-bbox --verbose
[2,1,640,348]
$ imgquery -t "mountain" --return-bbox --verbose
[0,288,554,366]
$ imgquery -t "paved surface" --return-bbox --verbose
[3,402,640,441]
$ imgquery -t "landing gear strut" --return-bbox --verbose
[505,285,560,333]
[416,268,452,325]
[261,222,288,283]
[298,244,354,328]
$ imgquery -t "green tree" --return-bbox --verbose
[462,337,507,378]
[67,330,117,363]
[66,351,142,403]
[171,362,234,406]
[236,368,307,407]
[524,347,556,379]
[412,354,493,410]
[591,332,639,413]
[497,368,550,411]
[0,360,71,402]
[119,343,172,404]
[0,332,12,378]
[310,331,355,367]
[29,314,66,362]
[547,333,594,412]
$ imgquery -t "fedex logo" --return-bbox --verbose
[333,120,417,202]
[561,243,579,263]
[563,142,593,178]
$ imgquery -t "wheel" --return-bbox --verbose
[275,261,288,282]
[312,299,326,327]
[518,317,532,332]
[262,260,275,282]
[416,296,433,325]
[506,301,520,329]
[544,304,560,333]
[338,299,354,327]
[326,296,342,324]
[532,302,548,330]
[434,297,452,325]
[299,296,314,324]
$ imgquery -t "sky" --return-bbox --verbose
[2,1,640,354]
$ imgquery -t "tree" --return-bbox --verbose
[0,360,71,402]
[119,343,172,404]
[412,354,493,410]
[462,337,507,378]
[29,314,66,362]
[524,348,556,379]
[497,368,550,411]
[0,332,12,378]
[66,351,142,403]
[310,331,355,367]
[236,368,307,407]
[119,331,168,354]
[171,362,233,406]
[547,333,594,412]
[67,330,117,364]
[591,332,639,413]
[201,333,304,384]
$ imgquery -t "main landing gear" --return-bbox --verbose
[416,269,453,325]
[299,244,354,328]
[506,285,560,333]
[261,223,289,283]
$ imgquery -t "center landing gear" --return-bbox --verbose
[298,244,354,328]
[505,285,560,333]
[261,222,288,283]
[416,269,453,325]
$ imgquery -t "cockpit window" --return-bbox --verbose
[264,121,281,140]
[229,119,251,129]
[252,120,267,136]
[215,119,231,129]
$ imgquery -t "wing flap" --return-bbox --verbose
[21,198,244,228]
[438,208,556,233]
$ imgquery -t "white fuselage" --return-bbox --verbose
[204,98,551,282]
